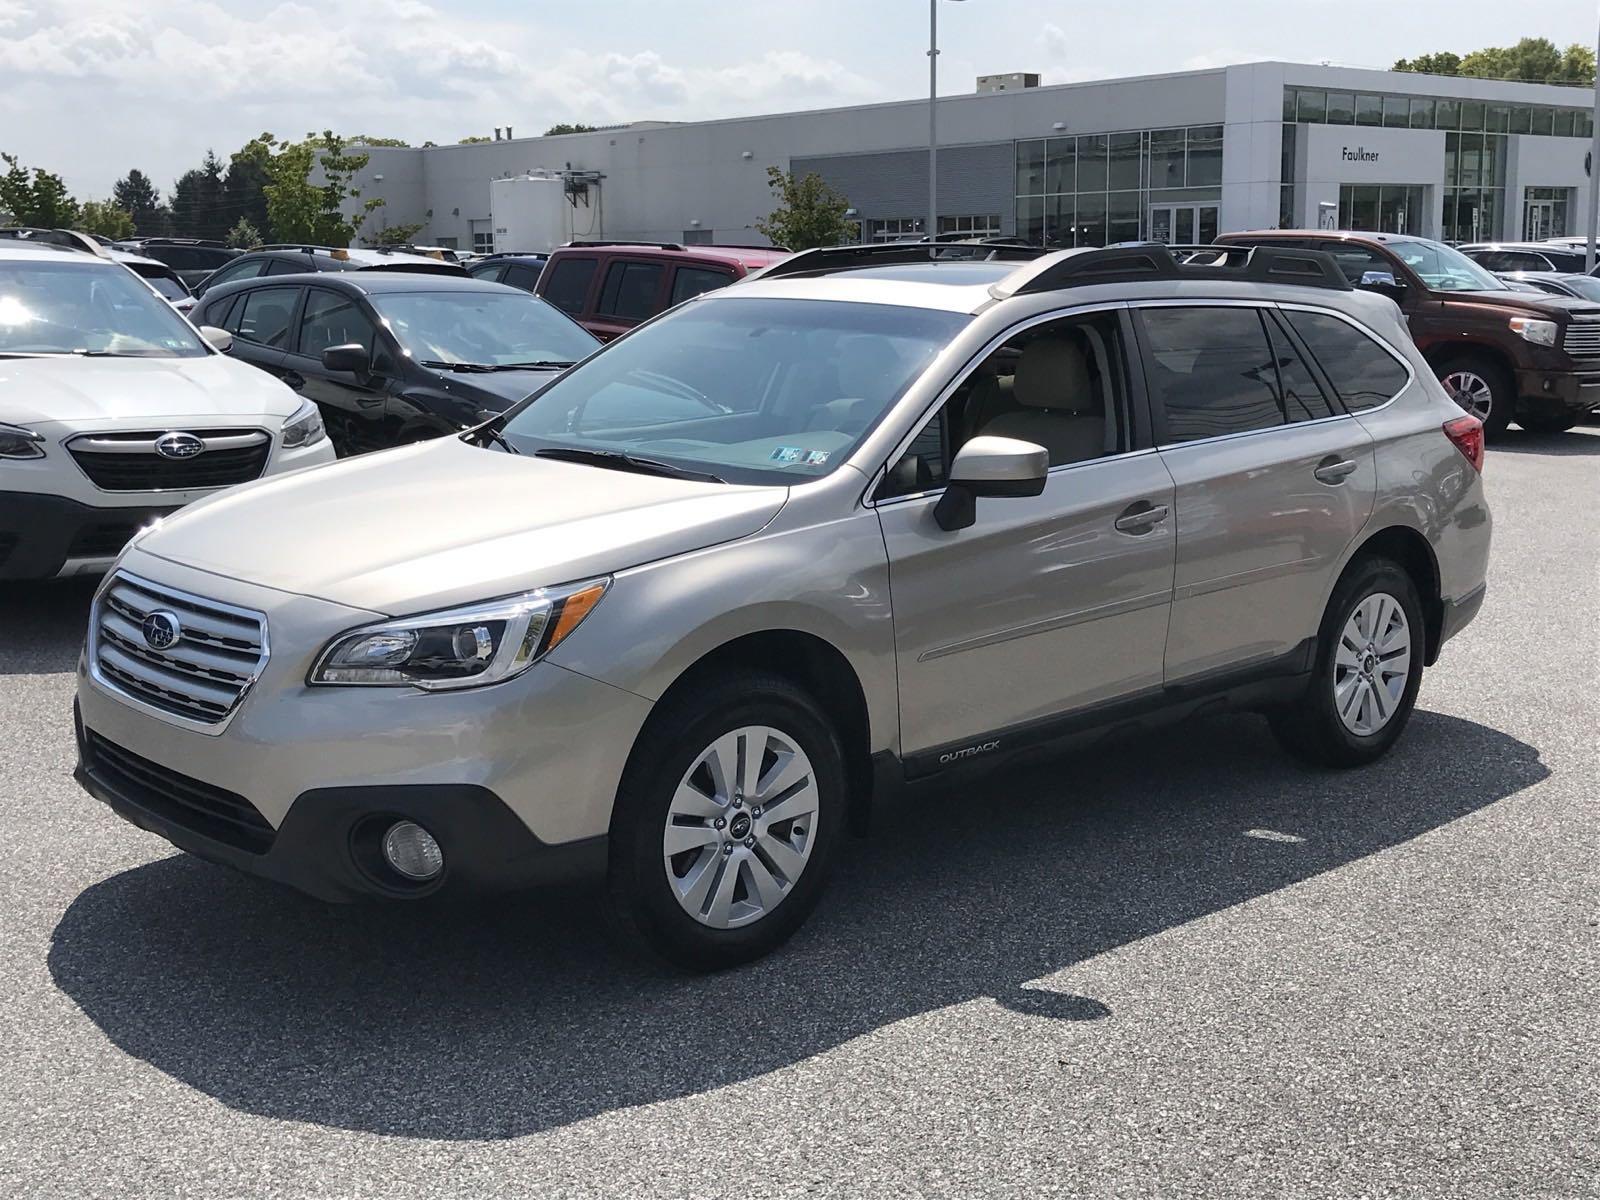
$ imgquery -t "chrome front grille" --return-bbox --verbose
[1562,322,1600,358]
[67,428,271,492]
[90,573,268,726]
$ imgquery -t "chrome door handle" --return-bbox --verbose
[1314,458,1359,484]
[1114,503,1170,533]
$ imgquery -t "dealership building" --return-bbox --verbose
[351,60,1599,253]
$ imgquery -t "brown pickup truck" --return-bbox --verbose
[1214,230,1600,436]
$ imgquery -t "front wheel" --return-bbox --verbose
[606,671,844,970]
[1270,557,1425,768]
[1437,354,1514,439]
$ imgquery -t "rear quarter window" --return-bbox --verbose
[1283,310,1410,411]
[540,257,599,315]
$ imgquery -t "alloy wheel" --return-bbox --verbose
[1442,370,1494,421]
[1334,592,1412,737]
[663,724,819,929]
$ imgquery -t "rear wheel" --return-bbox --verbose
[606,670,843,970]
[1270,557,1425,768]
[1436,353,1513,439]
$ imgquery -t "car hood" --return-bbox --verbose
[443,367,563,409]
[1453,290,1600,318]
[138,436,788,613]
[0,353,299,426]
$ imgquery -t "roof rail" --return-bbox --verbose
[567,239,686,251]
[999,243,1352,296]
[756,240,1045,280]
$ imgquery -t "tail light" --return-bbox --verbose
[1443,414,1484,472]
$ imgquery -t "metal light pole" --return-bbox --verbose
[928,0,966,242]
[1587,11,1600,270]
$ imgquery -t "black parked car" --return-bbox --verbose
[1493,271,1600,302]
[112,238,240,288]
[467,252,549,291]
[190,244,468,300]
[191,273,600,455]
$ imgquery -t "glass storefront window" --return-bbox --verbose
[1297,90,1327,123]
[1076,193,1107,247]
[1078,134,1108,191]
[1460,101,1485,131]
[1107,132,1141,191]
[1283,88,1297,121]
[1383,96,1409,128]
[1187,125,1223,187]
[1045,137,1076,194]
[1047,194,1075,247]
[1436,99,1460,130]
[1015,140,1046,195]
[1486,104,1510,134]
[1015,195,1044,246]
[1107,191,1141,242]
[1327,93,1355,124]
[1149,129,1184,188]
[1580,111,1595,139]
[1509,105,1532,135]
[1356,95,1383,126]
[1410,97,1435,129]
[1532,107,1555,135]
[1457,132,1483,188]
[1554,109,1576,137]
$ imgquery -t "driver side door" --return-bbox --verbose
[279,287,392,456]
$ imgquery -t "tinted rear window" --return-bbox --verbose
[1283,310,1410,411]
[541,257,598,315]
[596,260,665,320]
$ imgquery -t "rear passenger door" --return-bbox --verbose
[590,258,667,341]
[1133,303,1377,683]
[219,285,303,382]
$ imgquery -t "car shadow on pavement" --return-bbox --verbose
[48,709,1547,1140]
[0,579,96,676]
[1490,427,1600,456]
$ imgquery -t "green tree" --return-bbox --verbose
[112,169,165,235]
[0,153,33,223]
[225,216,262,248]
[369,211,431,246]
[752,166,853,251]
[76,200,135,240]
[350,135,410,147]
[168,168,207,236]
[196,150,228,240]
[544,123,599,136]
[1394,37,1594,85]
[0,153,78,227]
[247,131,384,246]
[458,135,492,144]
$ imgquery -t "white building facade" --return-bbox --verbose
[350,61,1599,253]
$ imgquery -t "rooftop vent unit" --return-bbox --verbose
[976,72,1041,93]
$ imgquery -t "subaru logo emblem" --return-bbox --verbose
[141,610,182,651]
[154,432,205,460]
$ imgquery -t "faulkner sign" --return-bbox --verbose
[1304,124,1443,186]
[1342,146,1380,163]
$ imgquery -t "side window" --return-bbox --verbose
[1139,306,1287,443]
[298,289,376,359]
[878,310,1130,498]
[541,257,597,315]
[596,260,666,321]
[670,266,734,305]
[468,262,505,281]
[1312,242,1394,284]
[1264,314,1335,422]
[202,293,240,330]
[231,287,300,349]
[502,263,543,291]
[1283,310,1410,411]
[200,258,265,293]
[266,257,306,276]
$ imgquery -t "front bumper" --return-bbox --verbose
[0,491,177,581]
[1514,366,1600,414]
[74,705,606,902]
[74,550,652,899]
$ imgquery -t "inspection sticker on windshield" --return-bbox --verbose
[769,446,806,463]
[803,450,830,465]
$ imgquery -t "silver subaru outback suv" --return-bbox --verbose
[74,242,1491,969]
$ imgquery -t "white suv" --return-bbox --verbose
[0,243,334,581]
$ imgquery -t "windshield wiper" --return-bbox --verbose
[419,359,496,373]
[534,446,725,484]
[419,359,576,373]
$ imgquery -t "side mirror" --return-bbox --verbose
[321,343,370,374]
[932,435,1048,532]
[1358,270,1409,305]
[199,325,233,353]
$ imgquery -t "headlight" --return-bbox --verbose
[309,577,609,690]
[282,399,327,449]
[0,422,45,460]
[1508,316,1558,347]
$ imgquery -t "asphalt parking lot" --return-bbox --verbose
[0,429,1595,1199]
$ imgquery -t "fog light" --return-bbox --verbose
[382,820,443,881]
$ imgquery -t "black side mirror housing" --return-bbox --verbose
[1358,270,1409,306]
[321,343,370,374]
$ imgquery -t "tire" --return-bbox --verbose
[1270,556,1426,768]
[1515,410,1581,435]
[1435,353,1514,439]
[606,670,844,971]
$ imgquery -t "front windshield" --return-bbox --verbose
[137,273,189,301]
[371,290,599,367]
[0,259,209,356]
[500,296,970,485]
[1388,239,1506,292]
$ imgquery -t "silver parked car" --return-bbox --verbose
[73,243,1491,969]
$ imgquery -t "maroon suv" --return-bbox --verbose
[535,241,789,342]
[1215,230,1600,436]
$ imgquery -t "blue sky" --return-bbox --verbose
[2,0,1596,198]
